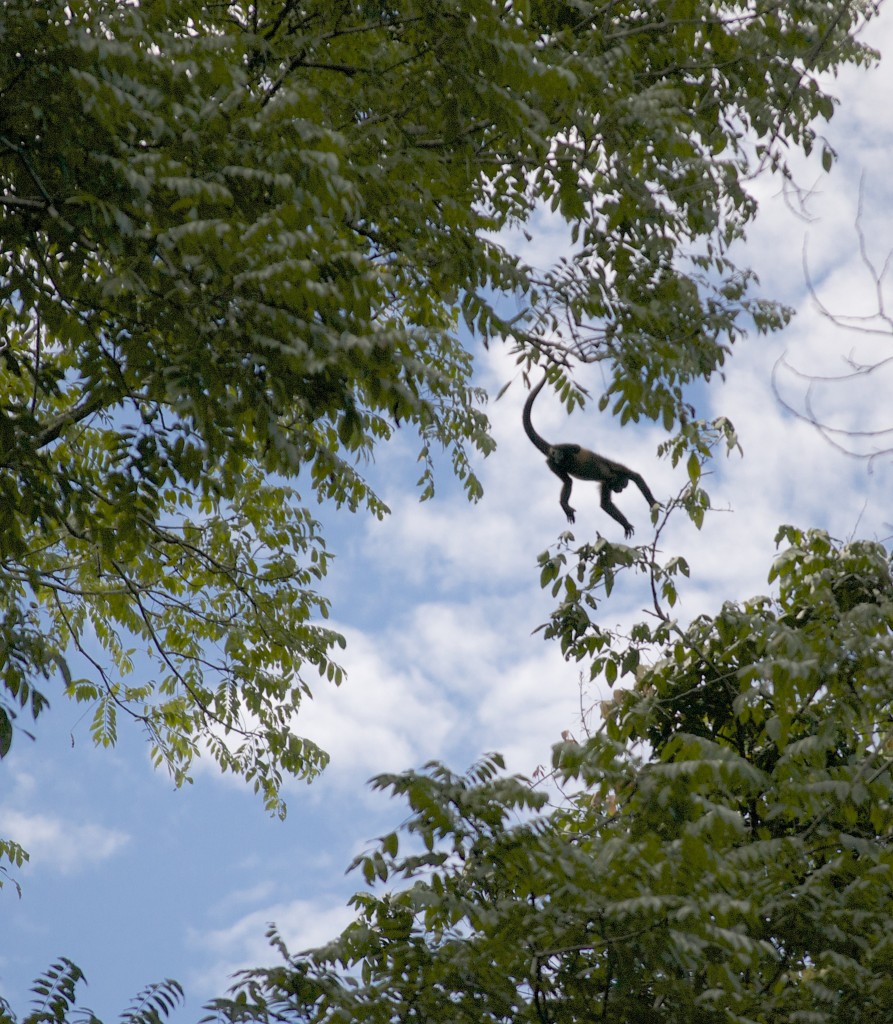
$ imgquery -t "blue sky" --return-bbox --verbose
[4,10,893,1022]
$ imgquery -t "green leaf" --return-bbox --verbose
[0,707,12,758]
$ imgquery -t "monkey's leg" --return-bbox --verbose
[558,475,576,523]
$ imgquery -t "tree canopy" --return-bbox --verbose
[5,531,891,1022]
[0,0,879,814]
[191,528,892,1024]
[2,2,891,1020]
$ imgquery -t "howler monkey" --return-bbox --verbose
[523,373,658,537]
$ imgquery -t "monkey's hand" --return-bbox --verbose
[624,524,634,539]
[564,507,576,524]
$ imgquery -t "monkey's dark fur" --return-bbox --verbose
[523,373,658,537]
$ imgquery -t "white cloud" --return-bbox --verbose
[0,808,129,875]
[295,602,585,786]
[295,624,460,777]
[188,896,355,1000]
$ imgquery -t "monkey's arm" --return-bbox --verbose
[627,470,659,510]
[600,486,634,538]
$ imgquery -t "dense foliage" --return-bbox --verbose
[1,1,889,1012]
[5,527,892,1020]
[189,528,892,1024]
[0,0,878,821]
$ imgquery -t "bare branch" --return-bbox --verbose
[777,180,893,459]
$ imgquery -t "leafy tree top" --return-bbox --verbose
[0,0,879,812]
[197,529,893,1024]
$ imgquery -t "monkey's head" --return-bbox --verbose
[611,477,629,493]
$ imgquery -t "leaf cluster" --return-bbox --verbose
[0,959,183,1024]
[0,0,879,812]
[199,529,893,1023]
